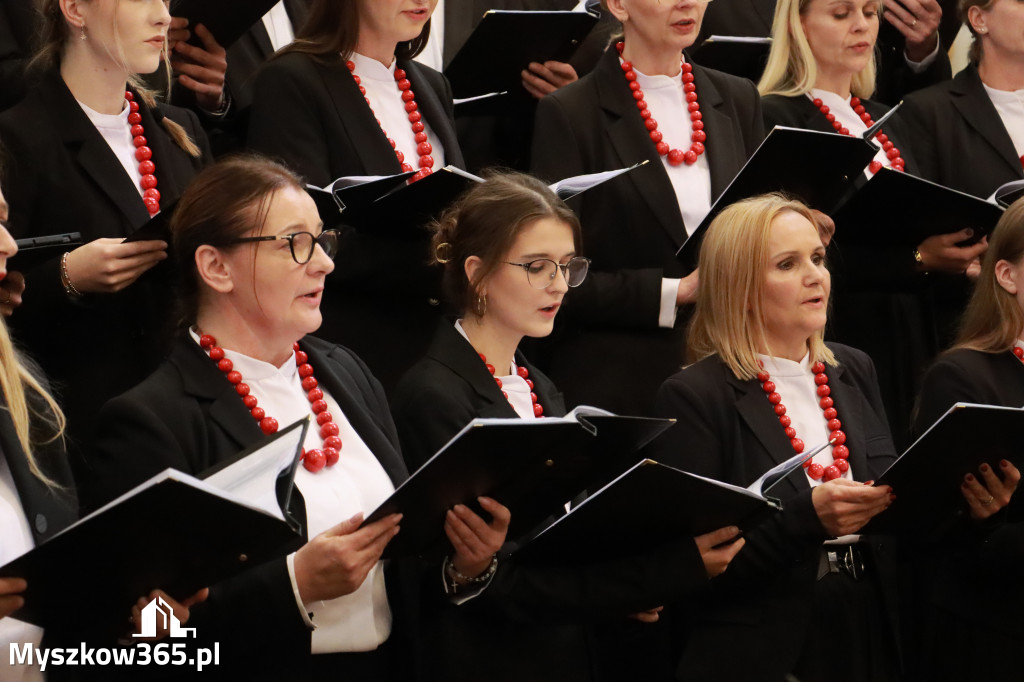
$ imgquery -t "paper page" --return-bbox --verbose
[705,35,772,44]
[454,92,507,106]
[548,162,647,200]
[748,441,829,495]
[991,179,1024,207]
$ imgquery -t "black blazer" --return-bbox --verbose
[898,63,1024,200]
[696,0,956,103]
[0,0,37,111]
[530,47,765,416]
[650,344,901,681]
[247,52,465,396]
[391,322,707,682]
[84,335,415,680]
[0,71,210,459]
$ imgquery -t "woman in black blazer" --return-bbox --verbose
[757,0,985,446]
[652,194,903,682]
[392,172,744,682]
[911,200,1024,682]
[247,0,464,396]
[530,0,764,417]
[85,157,505,681]
[0,0,209,466]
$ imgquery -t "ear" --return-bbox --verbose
[464,255,486,297]
[195,245,236,295]
[967,5,988,34]
[60,0,86,29]
[605,0,628,24]
[995,259,1018,295]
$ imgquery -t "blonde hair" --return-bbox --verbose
[32,0,201,158]
[954,200,1024,353]
[687,193,837,379]
[758,0,880,99]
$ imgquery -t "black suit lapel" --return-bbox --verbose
[595,50,687,248]
[694,64,743,199]
[952,65,1023,180]
[250,20,274,58]
[824,362,871,480]
[318,59,404,176]
[402,60,464,169]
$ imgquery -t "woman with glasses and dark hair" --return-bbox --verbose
[246,0,463,395]
[84,155,508,681]
[391,172,744,682]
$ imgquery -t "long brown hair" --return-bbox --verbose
[280,0,431,63]
[32,0,201,158]
[431,171,582,317]
[170,154,306,324]
[955,200,1024,353]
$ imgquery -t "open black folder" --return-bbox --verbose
[445,10,599,99]
[676,126,878,269]
[364,407,674,560]
[515,441,829,564]
[0,419,307,633]
[865,403,1024,534]
[170,0,280,49]
[11,233,82,272]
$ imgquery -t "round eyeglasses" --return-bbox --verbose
[224,229,340,264]
[504,257,591,289]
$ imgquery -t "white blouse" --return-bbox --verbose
[982,83,1024,161]
[349,52,446,173]
[756,353,855,488]
[454,321,538,421]
[189,332,395,654]
[0,455,43,682]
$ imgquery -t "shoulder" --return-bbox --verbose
[303,335,379,387]
[761,93,810,125]
[404,60,448,94]
[925,347,1001,378]
[695,64,759,100]
[393,355,471,410]
[658,354,733,402]
[828,342,876,376]
[255,51,330,88]
[154,100,203,135]
[0,84,54,139]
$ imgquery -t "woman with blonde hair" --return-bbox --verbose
[0,0,210,468]
[653,192,902,681]
[757,0,985,445]
[912,199,1024,682]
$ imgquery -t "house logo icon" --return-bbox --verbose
[132,596,197,639]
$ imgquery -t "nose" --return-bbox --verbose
[154,0,171,26]
[549,265,570,294]
[308,239,336,276]
[0,224,16,261]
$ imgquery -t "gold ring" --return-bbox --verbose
[981,496,995,506]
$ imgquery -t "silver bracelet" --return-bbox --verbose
[444,554,498,587]
[60,252,83,299]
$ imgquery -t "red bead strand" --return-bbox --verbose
[616,42,706,167]
[480,353,543,418]
[813,96,905,175]
[199,336,343,473]
[124,91,161,216]
[757,361,849,482]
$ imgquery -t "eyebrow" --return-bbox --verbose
[518,251,577,260]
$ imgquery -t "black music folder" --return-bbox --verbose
[123,203,177,244]
[676,126,877,268]
[691,36,772,83]
[0,419,307,633]
[170,0,280,49]
[865,403,1024,534]
[515,459,781,564]
[12,233,82,272]
[364,407,674,559]
[445,10,599,99]
[306,172,415,228]
[830,168,1004,248]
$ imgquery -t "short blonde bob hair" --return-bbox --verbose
[687,193,837,380]
[758,0,881,99]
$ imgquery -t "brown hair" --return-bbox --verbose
[32,0,201,158]
[955,200,1024,352]
[687,193,836,379]
[171,154,306,324]
[959,0,996,63]
[431,171,582,317]
[280,0,430,63]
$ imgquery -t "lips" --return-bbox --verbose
[539,302,561,315]
[403,7,429,19]
[146,36,166,48]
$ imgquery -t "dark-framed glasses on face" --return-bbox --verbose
[225,229,340,264]
[505,257,591,289]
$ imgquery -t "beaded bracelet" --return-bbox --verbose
[444,554,498,593]
[60,252,83,299]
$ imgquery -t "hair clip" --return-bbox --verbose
[435,242,452,264]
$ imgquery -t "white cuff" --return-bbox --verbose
[442,560,495,605]
[904,38,940,73]
[286,552,317,630]
[659,278,681,329]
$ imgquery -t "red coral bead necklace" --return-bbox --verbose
[198,335,343,473]
[616,41,707,166]
[757,360,850,482]
[124,91,161,215]
[346,60,435,182]
[812,95,904,175]
[480,353,544,418]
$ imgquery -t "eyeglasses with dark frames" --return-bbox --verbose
[223,229,341,265]
[504,257,590,289]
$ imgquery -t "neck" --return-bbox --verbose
[355,32,398,68]
[60,45,131,115]
[813,70,854,100]
[460,316,520,378]
[620,35,682,77]
[761,337,811,364]
[196,307,295,368]
[978,54,1024,92]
